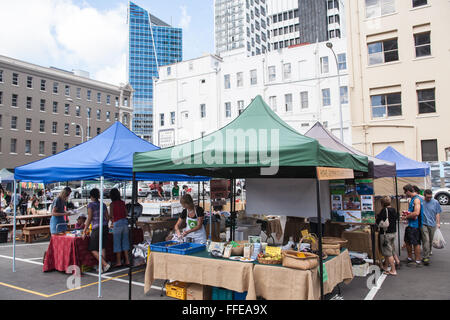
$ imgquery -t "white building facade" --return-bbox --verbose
[153,39,351,147]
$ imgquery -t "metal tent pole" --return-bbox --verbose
[315,178,324,300]
[12,180,17,272]
[395,176,401,257]
[98,176,104,298]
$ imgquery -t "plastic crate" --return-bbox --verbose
[212,287,233,300]
[233,291,248,300]
[167,243,206,255]
[149,241,180,253]
[166,281,188,300]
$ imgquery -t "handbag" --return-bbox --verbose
[378,208,390,230]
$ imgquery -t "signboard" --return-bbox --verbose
[158,129,175,149]
[316,167,354,181]
[210,179,229,199]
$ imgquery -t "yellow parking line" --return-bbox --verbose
[0,281,50,298]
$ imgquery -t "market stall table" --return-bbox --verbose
[144,248,352,300]
[7,214,52,227]
[43,228,144,273]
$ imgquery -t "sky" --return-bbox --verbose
[0,0,214,86]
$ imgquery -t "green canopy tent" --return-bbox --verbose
[133,95,369,299]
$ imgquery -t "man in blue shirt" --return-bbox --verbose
[421,189,442,266]
[402,184,424,267]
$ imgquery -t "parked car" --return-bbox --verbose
[80,184,113,198]
[112,182,150,198]
[433,188,450,205]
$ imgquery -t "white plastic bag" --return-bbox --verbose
[432,228,446,249]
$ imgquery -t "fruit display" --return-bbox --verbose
[257,252,282,265]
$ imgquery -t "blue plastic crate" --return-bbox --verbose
[167,243,206,255]
[212,287,233,300]
[233,291,248,300]
[150,241,180,253]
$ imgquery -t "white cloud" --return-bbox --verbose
[0,0,128,85]
[178,5,191,30]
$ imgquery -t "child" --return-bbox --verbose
[75,214,87,230]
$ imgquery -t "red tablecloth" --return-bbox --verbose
[43,228,144,273]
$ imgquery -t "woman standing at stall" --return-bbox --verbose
[174,194,206,244]
[377,196,400,275]
[82,188,111,273]
[109,188,130,268]
[50,187,72,234]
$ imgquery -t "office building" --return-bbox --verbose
[128,1,182,142]
[345,0,450,161]
[0,55,133,169]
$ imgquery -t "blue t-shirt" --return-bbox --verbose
[422,199,442,227]
[408,195,423,228]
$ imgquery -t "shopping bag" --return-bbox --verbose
[432,228,446,249]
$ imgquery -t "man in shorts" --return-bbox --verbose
[421,189,441,265]
[402,184,424,268]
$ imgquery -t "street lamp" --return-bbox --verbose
[326,42,344,143]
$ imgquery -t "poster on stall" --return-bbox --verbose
[356,179,374,195]
[362,211,376,224]
[343,195,361,210]
[333,210,362,223]
[361,195,374,211]
[329,180,346,195]
[331,195,343,211]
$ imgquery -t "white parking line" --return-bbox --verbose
[364,273,387,300]
[0,242,49,248]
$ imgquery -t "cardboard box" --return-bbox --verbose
[186,283,212,300]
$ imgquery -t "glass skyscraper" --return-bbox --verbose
[128,2,182,141]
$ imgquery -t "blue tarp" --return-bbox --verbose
[14,122,209,183]
[376,146,431,177]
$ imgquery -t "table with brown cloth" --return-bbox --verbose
[144,251,257,300]
[43,228,144,273]
[253,249,353,300]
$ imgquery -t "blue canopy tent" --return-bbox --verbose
[376,146,431,178]
[0,168,15,183]
[12,121,209,298]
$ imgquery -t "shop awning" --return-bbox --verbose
[0,168,15,183]
[376,146,431,177]
[304,122,396,178]
[133,96,369,178]
[14,122,209,183]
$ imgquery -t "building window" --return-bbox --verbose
[106,111,111,122]
[225,102,232,118]
[40,120,45,132]
[11,116,17,129]
[25,140,31,154]
[64,143,69,151]
[300,91,309,109]
[12,73,19,86]
[75,125,81,136]
[236,72,243,87]
[87,90,91,101]
[338,53,347,70]
[371,92,402,118]
[421,139,438,162]
[200,104,206,118]
[115,97,119,107]
[268,66,276,82]
[285,94,293,112]
[52,142,57,155]
[97,128,101,135]
[167,67,171,76]
[25,76,32,88]
[39,141,45,155]
[26,97,32,110]
[25,118,32,131]
[160,114,165,126]
[75,106,81,117]
[87,126,91,138]
[115,113,119,121]
[238,100,245,115]
[368,39,399,65]
[365,0,395,19]
[189,62,193,71]
[269,96,277,112]
[170,112,175,125]
[65,85,70,96]
[320,57,329,73]
[97,92,101,103]
[53,102,58,113]
[0,70,3,82]
[322,89,331,106]
[12,94,18,107]
[417,88,435,114]
[52,122,57,134]
[124,97,128,107]
[64,123,69,135]
[414,32,431,58]
[224,74,231,89]
[340,86,349,104]
[10,138,17,154]
[283,63,291,80]
[96,110,101,120]
[41,79,46,91]
[76,88,81,99]
[87,107,91,119]
[40,99,46,112]
[0,114,2,128]
[106,95,111,105]
[250,69,257,85]
[413,0,427,8]
[53,82,58,94]
[0,91,2,105]
[65,104,70,115]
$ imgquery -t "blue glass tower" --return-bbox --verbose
[128,2,182,141]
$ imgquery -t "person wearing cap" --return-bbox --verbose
[75,214,87,230]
